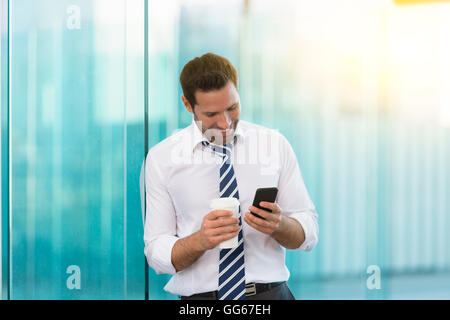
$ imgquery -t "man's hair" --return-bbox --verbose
[180,52,239,108]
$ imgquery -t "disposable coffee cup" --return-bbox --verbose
[209,197,240,249]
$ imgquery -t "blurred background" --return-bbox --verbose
[1,0,449,299]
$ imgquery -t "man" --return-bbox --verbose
[144,52,318,300]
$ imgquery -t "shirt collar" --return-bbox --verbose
[190,117,245,153]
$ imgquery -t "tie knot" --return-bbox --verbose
[202,141,233,156]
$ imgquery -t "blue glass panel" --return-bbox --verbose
[7,0,145,299]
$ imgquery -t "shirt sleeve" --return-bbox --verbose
[143,150,179,275]
[276,132,319,251]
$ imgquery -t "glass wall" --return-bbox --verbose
[1,0,450,300]
[2,0,145,299]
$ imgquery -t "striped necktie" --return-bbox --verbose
[202,140,246,300]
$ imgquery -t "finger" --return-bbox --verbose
[248,206,270,219]
[209,217,239,229]
[245,211,276,230]
[259,202,280,214]
[207,210,233,220]
[248,205,278,222]
[244,213,273,234]
[208,224,240,236]
[210,230,240,244]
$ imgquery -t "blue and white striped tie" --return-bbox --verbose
[202,140,246,300]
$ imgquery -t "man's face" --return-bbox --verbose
[182,81,241,145]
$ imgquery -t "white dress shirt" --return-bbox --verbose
[144,118,319,296]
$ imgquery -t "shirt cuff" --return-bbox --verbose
[288,210,319,251]
[145,235,179,275]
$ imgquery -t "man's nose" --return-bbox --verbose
[217,111,232,129]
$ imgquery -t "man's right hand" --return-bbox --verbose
[197,210,240,251]
[171,210,240,272]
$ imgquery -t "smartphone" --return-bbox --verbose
[250,187,279,220]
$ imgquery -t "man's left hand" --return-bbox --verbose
[244,202,283,235]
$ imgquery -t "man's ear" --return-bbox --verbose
[181,95,193,113]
